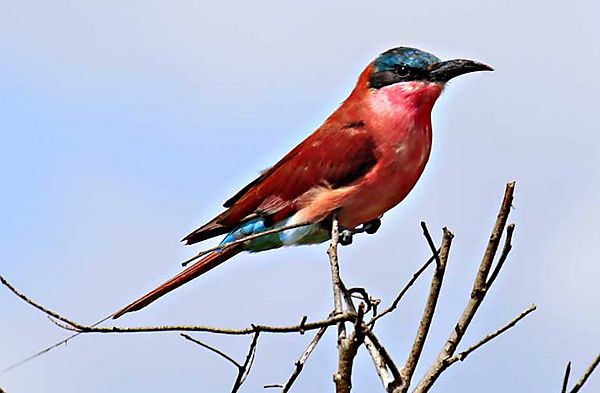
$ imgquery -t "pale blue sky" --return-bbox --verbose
[1,1,598,392]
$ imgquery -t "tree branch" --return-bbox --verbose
[279,325,329,392]
[413,181,516,392]
[368,253,437,328]
[448,304,536,365]
[363,327,402,385]
[0,275,354,343]
[562,361,572,393]
[181,333,242,368]
[181,331,260,393]
[569,352,600,393]
[398,226,454,392]
[328,213,360,393]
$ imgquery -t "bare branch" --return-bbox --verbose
[472,181,515,296]
[364,335,395,390]
[448,304,536,365]
[233,331,261,392]
[182,331,260,393]
[334,327,363,393]
[562,362,572,393]
[486,223,515,288]
[281,326,329,392]
[328,213,362,393]
[363,327,402,385]
[54,313,354,336]
[0,275,114,372]
[369,253,437,327]
[414,181,516,392]
[328,212,346,341]
[181,333,242,368]
[398,226,454,392]
[569,352,600,393]
[0,276,354,342]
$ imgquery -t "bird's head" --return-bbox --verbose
[364,47,492,112]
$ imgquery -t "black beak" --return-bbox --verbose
[428,59,493,82]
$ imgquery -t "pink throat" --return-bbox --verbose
[375,81,444,114]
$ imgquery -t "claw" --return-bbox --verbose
[339,230,353,246]
[363,218,381,234]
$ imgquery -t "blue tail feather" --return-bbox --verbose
[220,217,330,252]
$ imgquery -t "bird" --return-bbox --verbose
[112,46,492,319]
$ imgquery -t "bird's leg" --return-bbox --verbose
[338,218,382,246]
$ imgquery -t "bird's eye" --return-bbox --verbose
[395,65,410,77]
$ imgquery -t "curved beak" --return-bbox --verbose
[428,59,493,82]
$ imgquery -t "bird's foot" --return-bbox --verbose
[339,230,354,246]
[338,218,382,246]
[361,218,381,235]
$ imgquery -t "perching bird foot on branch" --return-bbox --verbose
[340,218,382,246]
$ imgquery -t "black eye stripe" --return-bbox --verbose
[368,65,429,89]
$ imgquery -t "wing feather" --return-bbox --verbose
[182,121,377,245]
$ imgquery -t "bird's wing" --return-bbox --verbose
[182,121,378,244]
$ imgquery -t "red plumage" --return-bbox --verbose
[182,67,379,245]
[112,51,492,318]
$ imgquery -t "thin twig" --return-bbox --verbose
[562,362,572,393]
[0,277,353,345]
[364,335,395,389]
[181,222,309,266]
[486,223,515,288]
[414,181,516,393]
[363,327,402,384]
[369,253,437,327]
[48,313,354,336]
[472,181,515,297]
[232,331,261,392]
[570,352,600,393]
[281,326,329,392]
[398,226,454,392]
[181,334,241,368]
[0,275,114,372]
[182,331,261,393]
[421,222,442,267]
[448,304,536,365]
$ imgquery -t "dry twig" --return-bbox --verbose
[0,276,353,340]
[398,226,454,392]
[562,361,572,393]
[413,181,516,392]
[568,353,600,393]
[182,332,260,393]
[449,304,536,364]
[280,326,329,392]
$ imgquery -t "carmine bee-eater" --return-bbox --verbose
[112,46,492,319]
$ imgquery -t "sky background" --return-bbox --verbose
[1,0,599,392]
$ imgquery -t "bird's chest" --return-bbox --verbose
[384,123,431,172]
